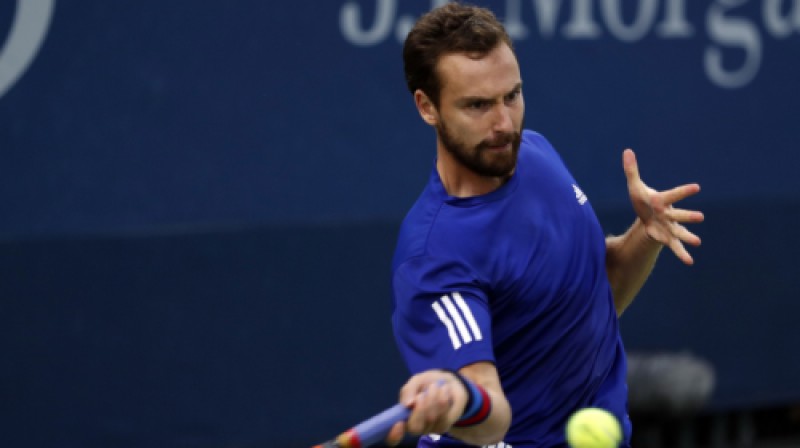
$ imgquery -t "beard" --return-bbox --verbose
[437,118,522,179]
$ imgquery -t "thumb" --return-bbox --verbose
[623,148,640,185]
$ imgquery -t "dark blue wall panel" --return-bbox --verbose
[0,223,408,447]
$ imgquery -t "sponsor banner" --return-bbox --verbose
[0,0,797,236]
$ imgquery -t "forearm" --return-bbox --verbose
[447,365,512,445]
[392,363,511,446]
[605,218,663,316]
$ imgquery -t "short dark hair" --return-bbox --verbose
[403,3,514,107]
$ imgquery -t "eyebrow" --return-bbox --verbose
[456,82,523,106]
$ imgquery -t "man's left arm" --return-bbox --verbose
[606,149,704,316]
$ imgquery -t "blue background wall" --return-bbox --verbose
[1,1,799,446]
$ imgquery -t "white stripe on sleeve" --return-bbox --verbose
[432,301,461,350]
[441,294,473,344]
[452,292,483,341]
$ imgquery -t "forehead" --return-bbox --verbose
[436,44,521,101]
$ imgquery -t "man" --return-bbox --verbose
[385,3,703,448]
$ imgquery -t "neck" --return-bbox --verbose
[436,145,508,198]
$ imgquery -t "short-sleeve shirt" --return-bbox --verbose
[391,130,631,447]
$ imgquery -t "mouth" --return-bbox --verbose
[486,142,512,152]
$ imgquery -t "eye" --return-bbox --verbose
[468,100,488,110]
[505,89,521,103]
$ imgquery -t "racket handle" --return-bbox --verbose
[350,403,411,446]
[311,403,410,448]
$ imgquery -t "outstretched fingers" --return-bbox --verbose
[669,238,695,265]
[673,223,702,247]
[657,222,701,265]
[622,147,703,265]
[664,207,705,224]
[660,183,701,206]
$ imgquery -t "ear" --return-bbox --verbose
[414,90,438,127]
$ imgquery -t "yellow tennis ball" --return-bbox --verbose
[565,407,622,448]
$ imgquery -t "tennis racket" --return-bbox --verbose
[312,403,411,448]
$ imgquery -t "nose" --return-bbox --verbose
[492,104,514,133]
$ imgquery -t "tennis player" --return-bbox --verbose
[386,3,703,447]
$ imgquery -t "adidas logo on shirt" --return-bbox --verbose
[431,292,483,350]
[573,184,588,205]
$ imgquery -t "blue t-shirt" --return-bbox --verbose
[391,130,631,447]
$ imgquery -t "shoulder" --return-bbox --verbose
[393,186,443,267]
[394,207,483,281]
[393,195,489,289]
[394,253,478,295]
[520,129,560,160]
[517,130,573,179]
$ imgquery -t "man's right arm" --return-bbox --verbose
[386,362,511,446]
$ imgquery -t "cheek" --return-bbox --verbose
[459,114,493,139]
[447,115,480,141]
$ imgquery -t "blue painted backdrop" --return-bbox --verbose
[1,1,798,446]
